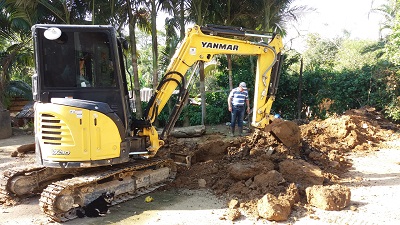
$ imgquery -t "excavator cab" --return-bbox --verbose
[32,25,135,168]
[33,25,127,119]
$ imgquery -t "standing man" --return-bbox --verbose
[228,82,250,136]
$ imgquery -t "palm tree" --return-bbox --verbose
[248,0,306,35]
[127,0,151,118]
[370,0,399,39]
[205,0,256,90]
[178,0,185,39]
[159,0,186,40]
[0,0,36,137]
[159,0,193,69]
[185,0,212,125]
[145,0,190,124]
[11,0,91,24]
[0,0,34,111]
[159,17,180,70]
[142,0,158,95]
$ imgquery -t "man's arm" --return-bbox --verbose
[246,99,250,113]
[245,91,250,113]
[228,91,233,112]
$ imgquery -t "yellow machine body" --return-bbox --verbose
[35,102,122,164]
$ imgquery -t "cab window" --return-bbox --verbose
[42,31,116,88]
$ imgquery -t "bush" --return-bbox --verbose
[151,91,230,127]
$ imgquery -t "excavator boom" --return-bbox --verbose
[144,25,284,142]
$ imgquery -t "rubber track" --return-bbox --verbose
[0,165,45,203]
[39,158,176,222]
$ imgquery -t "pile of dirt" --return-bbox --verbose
[163,106,400,221]
[301,107,399,153]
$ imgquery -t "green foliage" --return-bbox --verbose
[272,51,300,119]
[216,55,256,97]
[386,15,400,64]
[183,91,231,126]
[6,80,32,100]
[334,40,377,71]
[155,91,230,126]
[205,91,230,124]
[274,62,400,122]
[385,96,400,121]
[290,29,400,122]
[303,34,341,71]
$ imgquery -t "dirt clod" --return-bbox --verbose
[257,193,291,221]
[279,159,324,189]
[228,199,239,209]
[224,208,242,221]
[10,151,18,157]
[306,184,351,210]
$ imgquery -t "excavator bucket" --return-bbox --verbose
[264,119,301,148]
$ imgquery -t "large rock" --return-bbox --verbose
[257,193,291,221]
[306,184,351,210]
[265,119,301,149]
[279,159,324,189]
[251,170,285,188]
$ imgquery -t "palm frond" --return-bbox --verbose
[37,0,67,23]
[135,8,151,33]
[6,80,32,100]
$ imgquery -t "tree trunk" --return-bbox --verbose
[262,0,271,32]
[227,54,233,90]
[151,0,159,127]
[128,0,143,118]
[0,110,12,139]
[179,0,185,40]
[199,61,206,125]
[0,41,19,139]
[169,125,206,138]
[297,57,303,119]
[182,97,190,127]
[151,0,158,91]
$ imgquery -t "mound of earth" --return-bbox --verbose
[162,106,400,221]
[300,106,399,153]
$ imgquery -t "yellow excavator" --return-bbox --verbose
[0,24,298,222]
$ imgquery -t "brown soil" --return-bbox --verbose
[159,106,400,221]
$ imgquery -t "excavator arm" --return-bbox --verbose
[141,25,284,154]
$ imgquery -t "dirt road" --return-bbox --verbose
[295,143,400,225]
